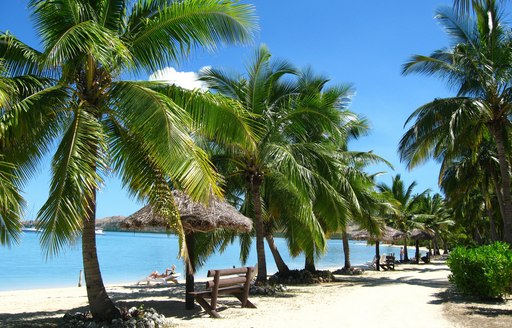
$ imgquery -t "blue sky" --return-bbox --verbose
[1,1,468,219]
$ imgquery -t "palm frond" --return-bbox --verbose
[0,160,23,246]
[37,107,106,257]
[126,0,256,73]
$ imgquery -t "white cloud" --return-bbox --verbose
[149,66,209,91]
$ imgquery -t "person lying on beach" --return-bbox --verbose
[148,265,176,278]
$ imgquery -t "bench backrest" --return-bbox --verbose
[206,266,254,290]
[205,266,255,310]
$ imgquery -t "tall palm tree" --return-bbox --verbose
[377,174,428,261]
[400,0,512,244]
[0,0,256,321]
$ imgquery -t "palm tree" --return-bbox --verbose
[0,0,256,321]
[440,139,503,241]
[377,175,428,261]
[200,48,350,282]
[453,0,508,14]
[415,193,455,255]
[400,0,512,244]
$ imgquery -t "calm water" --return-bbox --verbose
[0,231,409,291]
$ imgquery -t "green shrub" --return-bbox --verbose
[447,242,512,299]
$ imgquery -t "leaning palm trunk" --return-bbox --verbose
[489,124,512,244]
[250,178,267,283]
[265,234,290,274]
[82,190,120,321]
[342,230,351,269]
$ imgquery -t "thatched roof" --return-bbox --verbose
[349,225,405,242]
[410,228,434,240]
[121,190,253,233]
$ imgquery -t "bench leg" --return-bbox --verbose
[195,296,221,318]
[234,294,257,308]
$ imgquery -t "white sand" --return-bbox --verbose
[1,259,507,327]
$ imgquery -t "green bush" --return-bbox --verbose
[447,242,512,299]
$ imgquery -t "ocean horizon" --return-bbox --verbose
[0,231,413,291]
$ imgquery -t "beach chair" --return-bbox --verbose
[365,255,378,270]
[137,272,180,285]
[379,254,395,271]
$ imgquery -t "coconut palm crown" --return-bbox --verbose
[399,0,512,244]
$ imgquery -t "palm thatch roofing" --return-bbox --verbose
[410,228,434,240]
[349,225,405,242]
[121,190,252,233]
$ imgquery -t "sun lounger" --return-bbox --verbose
[137,273,180,285]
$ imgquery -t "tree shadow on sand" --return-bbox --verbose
[428,288,512,328]
[0,281,299,326]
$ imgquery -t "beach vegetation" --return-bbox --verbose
[447,242,512,299]
[415,193,455,255]
[0,0,256,322]
[377,174,429,261]
[400,0,512,245]
[199,48,383,281]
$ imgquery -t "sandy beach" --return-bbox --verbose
[1,258,511,328]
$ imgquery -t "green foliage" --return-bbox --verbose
[447,242,512,299]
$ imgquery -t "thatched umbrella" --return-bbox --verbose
[410,229,434,263]
[350,226,404,243]
[121,190,252,309]
[349,226,404,271]
[121,190,252,232]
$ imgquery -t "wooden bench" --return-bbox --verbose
[189,266,256,318]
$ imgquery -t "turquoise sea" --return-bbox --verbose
[0,231,409,291]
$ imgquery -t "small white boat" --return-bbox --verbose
[95,229,105,235]
[22,227,39,233]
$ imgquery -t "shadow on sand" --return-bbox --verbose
[0,281,298,327]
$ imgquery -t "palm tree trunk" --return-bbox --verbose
[415,240,421,263]
[433,236,440,255]
[250,177,267,283]
[403,238,409,261]
[265,234,289,274]
[489,124,512,244]
[82,189,120,321]
[375,241,380,271]
[442,238,449,254]
[305,252,316,272]
[482,179,498,242]
[185,232,195,310]
[490,169,505,237]
[342,230,351,269]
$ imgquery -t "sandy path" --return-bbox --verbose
[0,260,460,327]
[171,261,456,328]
